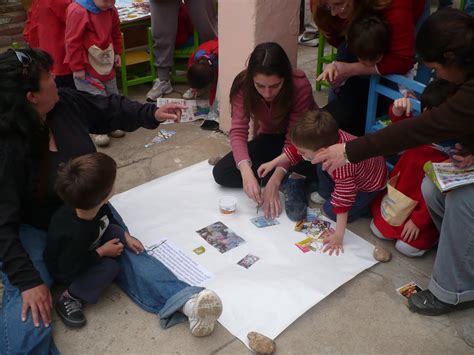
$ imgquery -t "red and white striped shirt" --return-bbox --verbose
[331,130,387,213]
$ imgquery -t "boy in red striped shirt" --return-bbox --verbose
[290,111,387,255]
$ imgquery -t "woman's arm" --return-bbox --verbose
[0,139,43,292]
[61,89,183,135]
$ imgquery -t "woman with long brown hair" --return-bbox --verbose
[313,0,426,135]
[213,42,316,220]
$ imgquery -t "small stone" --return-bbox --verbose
[373,244,392,262]
[247,331,276,354]
[208,155,222,166]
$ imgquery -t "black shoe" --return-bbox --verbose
[284,176,308,221]
[407,290,456,316]
[55,295,86,328]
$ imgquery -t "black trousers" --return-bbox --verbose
[67,224,125,304]
[213,133,316,188]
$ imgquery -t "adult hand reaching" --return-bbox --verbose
[312,143,347,174]
[21,284,53,328]
[262,175,282,219]
[240,163,262,205]
[155,103,187,122]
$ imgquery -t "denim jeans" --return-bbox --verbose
[439,0,474,13]
[316,164,380,223]
[421,178,474,305]
[0,206,202,354]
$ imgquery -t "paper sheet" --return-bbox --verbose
[146,239,214,286]
[111,161,378,347]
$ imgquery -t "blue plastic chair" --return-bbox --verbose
[364,74,427,133]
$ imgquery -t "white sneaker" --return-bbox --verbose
[93,134,110,147]
[310,191,326,204]
[298,31,319,47]
[182,88,196,100]
[186,289,222,337]
[108,130,126,138]
[146,79,173,102]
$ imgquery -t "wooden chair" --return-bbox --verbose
[119,27,155,96]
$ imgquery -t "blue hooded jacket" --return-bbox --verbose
[75,0,101,14]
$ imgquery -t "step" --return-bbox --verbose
[0,22,24,36]
[0,3,24,13]
[0,10,26,25]
[0,33,24,47]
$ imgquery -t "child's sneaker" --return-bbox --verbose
[284,173,308,221]
[186,289,223,337]
[55,294,86,328]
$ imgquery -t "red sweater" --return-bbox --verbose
[330,130,387,213]
[325,0,424,75]
[230,69,316,170]
[370,145,447,249]
[23,0,72,76]
[64,3,122,81]
[187,39,218,106]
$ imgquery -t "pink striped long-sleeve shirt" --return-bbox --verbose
[330,130,388,213]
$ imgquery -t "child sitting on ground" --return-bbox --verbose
[45,152,223,334]
[183,39,219,107]
[369,79,459,257]
[44,152,144,327]
[64,0,125,147]
[259,111,388,255]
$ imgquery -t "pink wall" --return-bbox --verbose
[218,0,300,132]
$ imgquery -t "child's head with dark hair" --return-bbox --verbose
[290,110,339,160]
[55,152,117,210]
[348,15,390,67]
[187,59,216,90]
[420,79,458,111]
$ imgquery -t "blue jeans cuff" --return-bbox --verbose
[429,276,474,305]
[158,286,203,329]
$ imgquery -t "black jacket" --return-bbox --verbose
[0,88,158,292]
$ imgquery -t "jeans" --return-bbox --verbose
[0,207,202,354]
[0,225,58,355]
[421,178,474,305]
[316,164,380,223]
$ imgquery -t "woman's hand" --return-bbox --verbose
[312,143,347,174]
[155,103,187,122]
[401,219,420,243]
[262,173,283,219]
[240,163,262,205]
[317,62,338,83]
[21,284,52,328]
[450,143,473,168]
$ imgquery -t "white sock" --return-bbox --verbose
[181,297,196,317]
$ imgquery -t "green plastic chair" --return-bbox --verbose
[119,27,156,96]
[170,31,200,84]
[315,34,337,91]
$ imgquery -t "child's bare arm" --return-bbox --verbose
[257,153,290,178]
[322,212,347,256]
